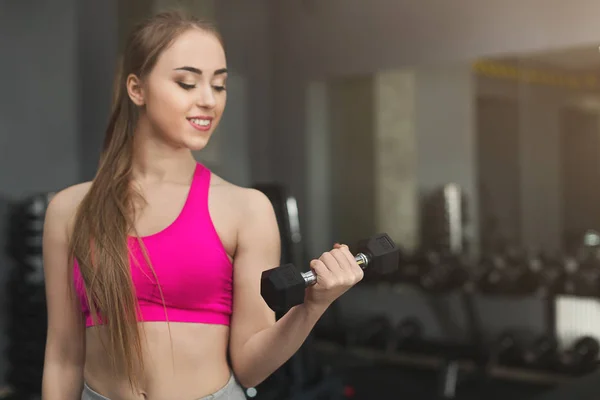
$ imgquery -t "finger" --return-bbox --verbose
[339,244,365,280]
[330,248,352,273]
[335,244,357,268]
[320,251,349,287]
[330,248,356,285]
[319,251,340,274]
[310,259,334,287]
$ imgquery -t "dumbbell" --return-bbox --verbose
[556,336,600,374]
[419,252,470,293]
[489,331,524,367]
[522,334,558,368]
[394,250,438,287]
[562,254,600,297]
[533,253,565,295]
[345,315,393,350]
[478,252,537,295]
[388,316,424,352]
[477,254,511,294]
[261,233,400,312]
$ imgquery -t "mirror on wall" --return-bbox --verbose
[305,45,600,259]
[475,44,600,255]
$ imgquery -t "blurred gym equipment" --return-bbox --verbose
[5,193,53,399]
[522,335,559,370]
[418,251,470,293]
[477,249,540,296]
[344,315,393,351]
[554,336,599,375]
[420,184,469,256]
[562,253,600,297]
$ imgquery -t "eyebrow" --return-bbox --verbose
[174,66,228,76]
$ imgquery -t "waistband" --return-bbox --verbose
[81,373,244,400]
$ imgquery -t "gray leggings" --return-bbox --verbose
[81,374,246,400]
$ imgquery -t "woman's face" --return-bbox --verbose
[128,28,227,151]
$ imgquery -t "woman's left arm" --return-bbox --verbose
[228,189,362,388]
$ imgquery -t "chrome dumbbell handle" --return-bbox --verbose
[301,253,371,286]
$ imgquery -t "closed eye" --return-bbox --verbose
[177,82,195,90]
[177,82,225,92]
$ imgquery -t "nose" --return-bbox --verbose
[196,83,217,109]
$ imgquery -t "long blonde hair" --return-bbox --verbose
[68,10,223,390]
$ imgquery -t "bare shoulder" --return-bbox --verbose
[209,173,275,222]
[46,181,93,237]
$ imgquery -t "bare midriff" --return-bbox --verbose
[83,322,232,400]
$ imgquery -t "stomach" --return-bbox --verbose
[83,322,232,400]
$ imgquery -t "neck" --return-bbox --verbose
[130,115,197,183]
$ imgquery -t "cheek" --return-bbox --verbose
[214,94,227,120]
[146,86,191,126]
[150,86,190,114]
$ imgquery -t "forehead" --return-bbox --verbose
[154,28,226,73]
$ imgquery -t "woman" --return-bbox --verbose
[41,10,364,400]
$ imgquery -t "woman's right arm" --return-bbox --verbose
[41,189,86,400]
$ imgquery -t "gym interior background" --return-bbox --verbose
[3,0,600,399]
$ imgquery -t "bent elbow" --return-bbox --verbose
[235,373,265,390]
[230,358,265,389]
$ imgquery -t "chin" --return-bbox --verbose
[187,144,208,152]
[185,136,211,151]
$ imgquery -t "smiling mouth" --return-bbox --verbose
[188,117,212,131]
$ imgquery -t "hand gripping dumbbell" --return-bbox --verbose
[261,233,400,312]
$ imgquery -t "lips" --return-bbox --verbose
[188,116,212,131]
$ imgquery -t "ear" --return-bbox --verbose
[126,73,145,106]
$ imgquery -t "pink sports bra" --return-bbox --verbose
[72,162,233,327]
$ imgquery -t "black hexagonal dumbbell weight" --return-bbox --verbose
[261,233,400,312]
